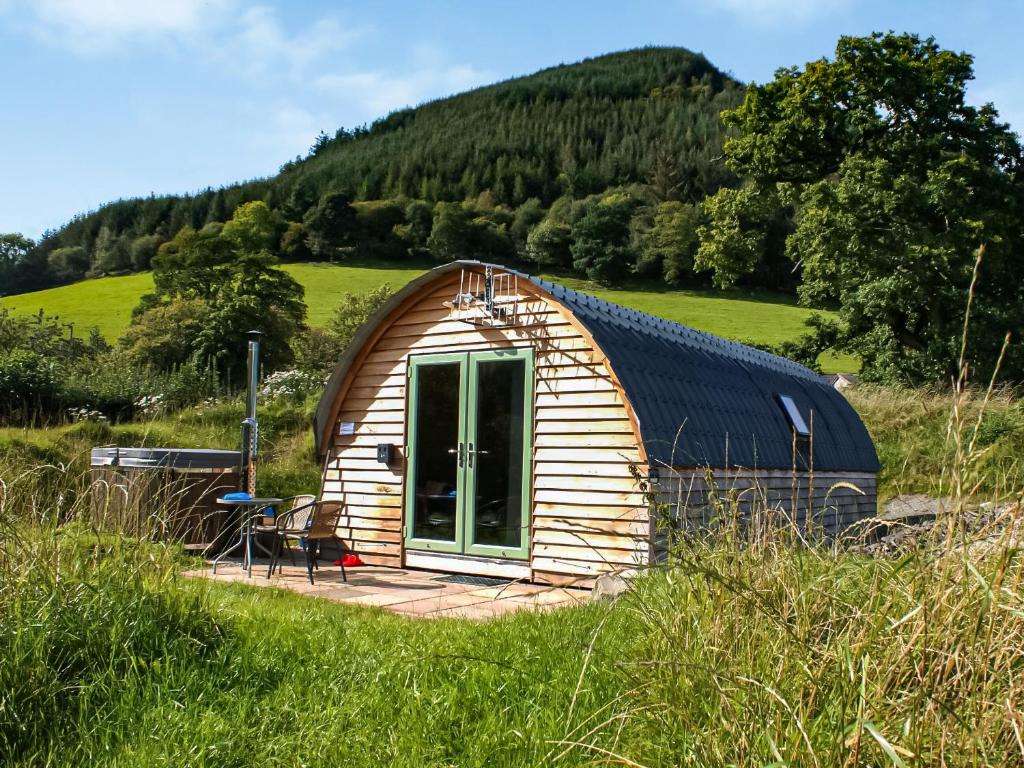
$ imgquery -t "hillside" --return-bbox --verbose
[7,47,745,294]
[281,47,739,207]
[0,263,857,372]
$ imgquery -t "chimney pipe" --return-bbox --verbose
[240,330,262,494]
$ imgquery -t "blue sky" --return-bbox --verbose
[2,0,1022,239]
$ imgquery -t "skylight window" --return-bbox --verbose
[777,394,810,436]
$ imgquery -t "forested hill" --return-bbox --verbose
[6,47,745,294]
[283,47,739,206]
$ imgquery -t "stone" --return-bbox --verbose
[593,571,631,601]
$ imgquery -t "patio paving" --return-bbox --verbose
[182,559,590,619]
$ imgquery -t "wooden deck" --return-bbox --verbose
[183,560,590,620]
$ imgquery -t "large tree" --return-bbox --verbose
[570,194,638,283]
[0,233,45,294]
[696,33,1024,383]
[303,192,357,258]
[132,206,306,378]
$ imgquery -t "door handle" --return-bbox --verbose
[467,443,489,467]
[447,443,465,467]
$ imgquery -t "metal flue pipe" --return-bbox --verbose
[240,330,261,494]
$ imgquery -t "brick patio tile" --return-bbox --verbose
[386,595,464,615]
[315,586,369,602]
[344,591,425,608]
[428,591,500,609]
[186,562,592,620]
[509,589,587,607]
[463,583,544,599]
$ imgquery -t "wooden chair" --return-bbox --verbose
[267,500,347,585]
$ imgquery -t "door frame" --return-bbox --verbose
[402,347,534,561]
[462,347,534,560]
[403,352,469,555]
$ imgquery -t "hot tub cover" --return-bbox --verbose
[90,447,241,470]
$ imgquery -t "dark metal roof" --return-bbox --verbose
[526,274,879,472]
[313,261,879,473]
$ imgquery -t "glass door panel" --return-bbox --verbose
[404,348,532,560]
[405,355,466,552]
[464,350,533,559]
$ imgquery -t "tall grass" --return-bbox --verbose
[0,459,632,767]
[3,353,1024,764]
[560,266,1024,767]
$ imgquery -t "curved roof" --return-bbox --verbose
[314,261,879,473]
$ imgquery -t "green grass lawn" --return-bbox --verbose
[3,384,1022,765]
[1,272,155,339]
[2,515,1017,766]
[0,263,858,372]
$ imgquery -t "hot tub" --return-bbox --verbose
[90,447,241,550]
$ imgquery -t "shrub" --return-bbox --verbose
[120,298,212,370]
[0,349,63,423]
[129,234,162,271]
[327,284,394,351]
[291,327,343,375]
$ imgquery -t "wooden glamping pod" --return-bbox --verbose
[313,261,879,585]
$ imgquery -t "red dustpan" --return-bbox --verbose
[335,553,364,567]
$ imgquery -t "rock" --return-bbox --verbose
[593,570,632,601]
[860,494,1024,557]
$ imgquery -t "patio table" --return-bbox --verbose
[211,496,283,577]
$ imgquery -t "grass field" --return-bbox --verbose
[3,390,1023,765]
[0,263,858,372]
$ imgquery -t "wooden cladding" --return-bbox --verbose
[321,270,649,583]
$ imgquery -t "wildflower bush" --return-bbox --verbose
[259,367,325,401]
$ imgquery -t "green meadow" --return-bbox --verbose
[0,263,858,372]
[3,382,1022,765]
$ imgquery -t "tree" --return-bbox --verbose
[150,226,238,301]
[129,235,162,271]
[695,186,777,287]
[121,298,212,370]
[329,284,394,350]
[696,33,1024,383]
[135,222,307,379]
[280,222,312,261]
[526,219,572,268]
[47,246,90,281]
[352,199,406,259]
[303,192,357,258]
[569,195,637,282]
[221,201,283,255]
[92,226,132,274]
[427,202,475,261]
[397,199,433,256]
[636,201,701,284]
[471,217,515,262]
[510,198,545,255]
[0,233,35,290]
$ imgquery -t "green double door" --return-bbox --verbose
[404,348,534,560]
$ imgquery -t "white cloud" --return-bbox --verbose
[315,45,494,116]
[16,0,364,70]
[249,103,323,160]
[702,0,848,26]
[219,5,364,79]
[28,0,233,54]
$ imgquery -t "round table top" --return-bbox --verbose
[215,496,284,506]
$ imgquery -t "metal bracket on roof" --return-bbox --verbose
[444,266,521,327]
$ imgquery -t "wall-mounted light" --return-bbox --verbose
[648,466,661,485]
